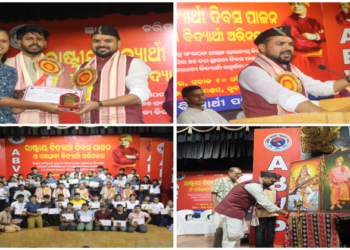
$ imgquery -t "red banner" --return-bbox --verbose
[252,128,301,246]
[139,138,152,179]
[177,171,253,210]
[0,11,173,124]
[0,139,6,178]
[176,3,343,115]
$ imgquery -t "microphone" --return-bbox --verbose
[318,64,350,83]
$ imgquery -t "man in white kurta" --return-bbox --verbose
[177,86,229,124]
[215,171,298,248]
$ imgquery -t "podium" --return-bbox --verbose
[230,97,350,124]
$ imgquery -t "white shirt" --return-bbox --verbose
[75,57,151,103]
[244,183,280,213]
[127,174,140,180]
[239,65,336,113]
[70,172,83,178]
[177,107,229,124]
[151,202,165,209]
[13,190,31,202]
[10,200,27,211]
[52,188,71,198]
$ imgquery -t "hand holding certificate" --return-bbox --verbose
[37,208,48,214]
[15,209,27,215]
[23,86,83,111]
[62,214,74,220]
[132,218,144,226]
[90,202,100,209]
[113,220,126,227]
[49,208,59,214]
[100,220,111,226]
[80,216,92,222]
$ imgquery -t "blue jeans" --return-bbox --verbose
[94,226,110,231]
[111,226,127,232]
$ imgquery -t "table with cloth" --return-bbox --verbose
[177,220,214,236]
[284,212,350,247]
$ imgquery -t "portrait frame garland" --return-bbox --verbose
[286,156,323,213]
[322,149,350,213]
[34,57,64,77]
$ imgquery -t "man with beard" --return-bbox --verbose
[112,134,139,169]
[336,3,350,26]
[6,24,72,124]
[177,86,229,124]
[238,26,350,118]
[73,24,151,124]
[215,171,299,248]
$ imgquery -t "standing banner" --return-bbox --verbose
[0,139,6,178]
[139,138,152,179]
[0,11,173,124]
[162,141,174,202]
[5,134,140,179]
[252,128,301,246]
[177,171,252,211]
[150,139,165,182]
[177,2,344,116]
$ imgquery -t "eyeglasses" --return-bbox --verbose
[191,93,206,98]
[235,173,243,177]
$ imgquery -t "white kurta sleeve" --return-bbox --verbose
[239,66,309,112]
[244,183,280,213]
[126,58,152,103]
[294,67,337,96]
[177,111,194,124]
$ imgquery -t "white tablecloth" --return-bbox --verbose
[177,220,214,236]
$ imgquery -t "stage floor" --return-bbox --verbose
[0,225,173,248]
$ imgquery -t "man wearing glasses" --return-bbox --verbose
[177,86,229,124]
[212,167,243,243]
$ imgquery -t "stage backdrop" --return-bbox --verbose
[177,171,252,213]
[177,2,347,116]
[0,139,6,178]
[2,134,173,200]
[252,127,301,246]
[0,11,173,124]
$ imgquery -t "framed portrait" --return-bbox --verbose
[323,149,350,212]
[286,157,321,212]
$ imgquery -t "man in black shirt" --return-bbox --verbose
[31,167,44,180]
[41,195,56,226]
[114,168,127,180]
[111,204,128,232]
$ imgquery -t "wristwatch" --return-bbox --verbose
[97,101,103,107]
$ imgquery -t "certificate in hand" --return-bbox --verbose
[160,208,170,215]
[80,216,92,222]
[62,214,74,220]
[131,185,139,190]
[132,218,144,226]
[140,184,150,190]
[22,86,83,110]
[49,208,60,214]
[8,183,18,188]
[19,181,26,185]
[150,207,160,214]
[73,204,82,210]
[127,203,136,210]
[15,208,27,215]
[13,219,23,224]
[141,204,150,210]
[100,219,111,226]
[48,183,57,189]
[90,202,100,209]
[69,179,79,184]
[112,201,125,208]
[89,181,99,188]
[34,182,41,187]
[113,220,126,227]
[151,187,161,194]
[27,179,35,184]
[58,202,68,208]
[37,208,49,214]
[0,189,4,197]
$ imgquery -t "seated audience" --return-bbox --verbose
[70,193,87,210]
[90,194,102,212]
[111,204,128,232]
[127,205,151,233]
[10,194,28,228]
[24,195,43,229]
[94,202,111,231]
[0,204,21,233]
[77,203,95,231]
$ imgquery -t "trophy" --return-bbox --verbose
[4,191,8,195]
[144,206,149,210]
[117,184,121,188]
[58,202,62,208]
[117,222,121,227]
[37,211,41,215]
[60,94,79,109]
[140,186,144,191]
[133,221,138,226]
[22,211,27,215]
[168,209,173,215]
[148,209,152,213]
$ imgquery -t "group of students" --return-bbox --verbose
[0,166,174,233]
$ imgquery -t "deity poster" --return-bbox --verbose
[287,157,321,212]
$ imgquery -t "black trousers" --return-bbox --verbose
[150,214,162,226]
[59,224,77,231]
[0,200,7,212]
[255,217,277,248]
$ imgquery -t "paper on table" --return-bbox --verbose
[90,202,100,209]
[37,208,49,214]
[131,185,139,190]
[89,181,99,188]
[80,216,92,222]
[132,218,144,226]
[8,183,18,188]
[113,220,126,227]
[73,204,82,210]
[49,208,60,214]
[62,214,74,220]
[69,179,79,184]
[48,183,57,189]
[151,187,161,194]
[100,219,111,226]
[15,208,27,215]
[160,208,170,215]
[112,201,126,207]
[22,86,83,107]
[34,182,41,187]
[140,184,151,190]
